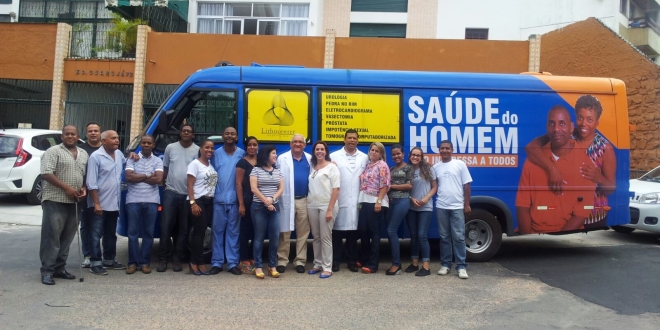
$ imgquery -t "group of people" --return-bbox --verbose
[38,123,474,285]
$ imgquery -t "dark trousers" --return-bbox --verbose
[159,190,189,262]
[332,229,358,266]
[239,199,254,261]
[40,201,78,275]
[79,203,94,257]
[358,202,386,270]
[89,210,119,267]
[189,197,213,265]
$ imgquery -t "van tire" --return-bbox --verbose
[26,176,43,205]
[611,225,635,234]
[465,209,502,262]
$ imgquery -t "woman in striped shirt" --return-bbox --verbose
[250,145,284,279]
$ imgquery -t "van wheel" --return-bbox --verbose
[611,225,635,234]
[465,209,502,262]
[26,176,44,205]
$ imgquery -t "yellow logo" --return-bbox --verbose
[263,94,294,126]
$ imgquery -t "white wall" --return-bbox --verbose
[0,0,20,21]
[189,0,322,36]
[436,0,620,40]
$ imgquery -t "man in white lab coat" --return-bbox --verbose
[330,129,368,272]
[276,134,313,273]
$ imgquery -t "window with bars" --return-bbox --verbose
[465,28,488,40]
[197,2,309,36]
[351,0,408,13]
[349,23,406,38]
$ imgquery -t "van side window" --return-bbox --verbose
[187,91,236,141]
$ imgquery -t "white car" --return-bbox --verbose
[0,129,65,204]
[615,166,660,233]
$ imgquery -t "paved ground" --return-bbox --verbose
[1,194,659,329]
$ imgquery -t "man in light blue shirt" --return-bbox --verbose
[210,127,245,275]
[87,130,126,275]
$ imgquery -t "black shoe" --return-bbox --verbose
[276,265,286,273]
[415,268,431,277]
[156,261,167,272]
[90,266,108,275]
[385,265,402,276]
[209,266,223,275]
[347,263,358,272]
[295,265,305,273]
[172,261,182,272]
[102,260,126,270]
[332,264,340,272]
[404,264,419,273]
[228,267,242,275]
[52,270,76,280]
[41,274,55,285]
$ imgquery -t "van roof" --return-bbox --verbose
[185,66,615,94]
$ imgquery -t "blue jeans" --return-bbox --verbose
[386,198,410,266]
[159,190,189,262]
[211,203,240,269]
[436,208,467,270]
[89,210,119,267]
[406,210,432,262]
[79,203,94,257]
[126,203,158,267]
[251,202,280,269]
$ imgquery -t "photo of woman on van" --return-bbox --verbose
[523,95,616,228]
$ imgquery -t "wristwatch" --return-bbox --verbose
[376,199,382,204]
[145,173,152,179]
[190,200,196,206]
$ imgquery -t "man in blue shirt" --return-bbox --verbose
[210,127,245,275]
[87,130,126,275]
[124,135,163,275]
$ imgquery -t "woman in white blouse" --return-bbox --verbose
[306,141,340,279]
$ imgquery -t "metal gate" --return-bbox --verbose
[64,83,133,150]
[0,79,52,129]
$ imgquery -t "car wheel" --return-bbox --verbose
[611,225,635,234]
[465,209,502,262]
[26,176,43,205]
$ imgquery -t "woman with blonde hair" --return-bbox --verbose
[357,142,390,274]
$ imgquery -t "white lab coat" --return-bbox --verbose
[277,150,312,232]
[330,147,368,231]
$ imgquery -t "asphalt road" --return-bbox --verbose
[0,194,659,329]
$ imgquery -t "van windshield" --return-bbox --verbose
[131,89,237,152]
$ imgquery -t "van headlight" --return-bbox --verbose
[639,192,660,204]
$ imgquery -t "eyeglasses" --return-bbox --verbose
[410,154,422,158]
[311,170,318,179]
[181,129,193,134]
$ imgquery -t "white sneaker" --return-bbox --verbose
[458,269,468,279]
[437,266,449,275]
[81,256,91,268]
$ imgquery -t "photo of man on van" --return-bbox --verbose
[523,95,616,229]
[516,105,597,234]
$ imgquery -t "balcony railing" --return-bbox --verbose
[629,12,660,37]
[69,30,136,59]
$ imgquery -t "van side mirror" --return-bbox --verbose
[157,110,170,134]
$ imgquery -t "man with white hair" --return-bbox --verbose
[276,134,312,273]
